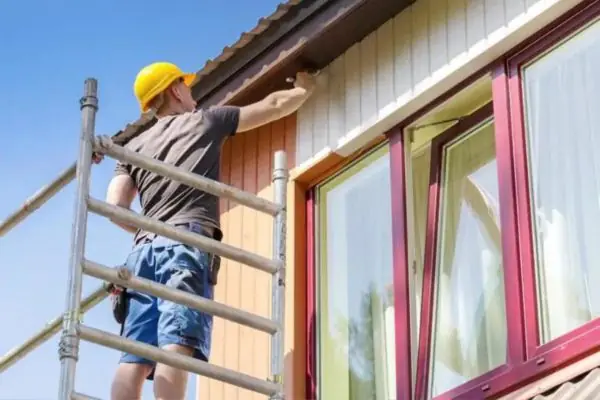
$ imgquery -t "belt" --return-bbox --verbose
[174,222,215,238]
[138,222,217,245]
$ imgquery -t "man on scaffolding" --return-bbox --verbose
[104,62,315,400]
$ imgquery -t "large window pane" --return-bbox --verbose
[522,19,600,343]
[430,121,507,396]
[317,145,396,400]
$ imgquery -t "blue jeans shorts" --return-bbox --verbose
[118,223,214,380]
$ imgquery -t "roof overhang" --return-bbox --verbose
[192,0,415,107]
[112,0,414,145]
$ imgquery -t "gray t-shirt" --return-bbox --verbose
[114,106,240,245]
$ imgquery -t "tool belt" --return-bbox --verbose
[110,222,223,329]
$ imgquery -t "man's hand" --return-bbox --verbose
[92,152,104,164]
[292,71,317,93]
[236,71,317,133]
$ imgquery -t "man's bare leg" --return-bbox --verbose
[154,344,194,400]
[111,363,153,400]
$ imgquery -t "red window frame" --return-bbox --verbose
[306,190,317,400]
[305,2,600,399]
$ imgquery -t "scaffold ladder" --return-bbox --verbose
[0,78,288,400]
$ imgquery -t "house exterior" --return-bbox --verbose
[114,0,600,398]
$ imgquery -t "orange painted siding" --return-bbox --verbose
[197,115,299,400]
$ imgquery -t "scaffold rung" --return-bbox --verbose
[78,325,282,397]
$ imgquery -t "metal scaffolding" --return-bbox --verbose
[0,78,288,400]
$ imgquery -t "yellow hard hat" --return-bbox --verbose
[133,62,196,112]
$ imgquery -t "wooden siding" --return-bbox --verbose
[296,0,563,165]
[196,115,298,400]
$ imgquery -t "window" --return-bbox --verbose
[315,144,396,400]
[412,105,509,398]
[430,119,506,395]
[521,17,600,344]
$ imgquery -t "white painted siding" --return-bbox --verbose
[296,0,581,165]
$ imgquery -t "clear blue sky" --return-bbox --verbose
[0,1,280,398]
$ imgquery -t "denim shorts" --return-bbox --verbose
[118,224,214,380]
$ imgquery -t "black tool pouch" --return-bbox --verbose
[110,285,128,329]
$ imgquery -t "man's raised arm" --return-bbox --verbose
[235,71,316,133]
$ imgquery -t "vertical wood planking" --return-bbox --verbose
[296,92,315,164]
[344,43,362,140]
[394,7,414,104]
[360,31,378,127]
[485,0,507,38]
[253,122,274,400]
[428,0,448,77]
[198,116,297,400]
[505,0,526,24]
[328,56,346,149]
[223,133,244,399]
[313,72,330,154]
[238,128,259,400]
[376,19,396,118]
[447,0,468,62]
[296,0,545,165]
[285,114,297,171]
[466,0,486,50]
[411,0,431,89]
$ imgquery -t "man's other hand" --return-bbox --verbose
[92,152,104,164]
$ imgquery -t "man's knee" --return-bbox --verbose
[111,363,153,400]
[154,344,194,400]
